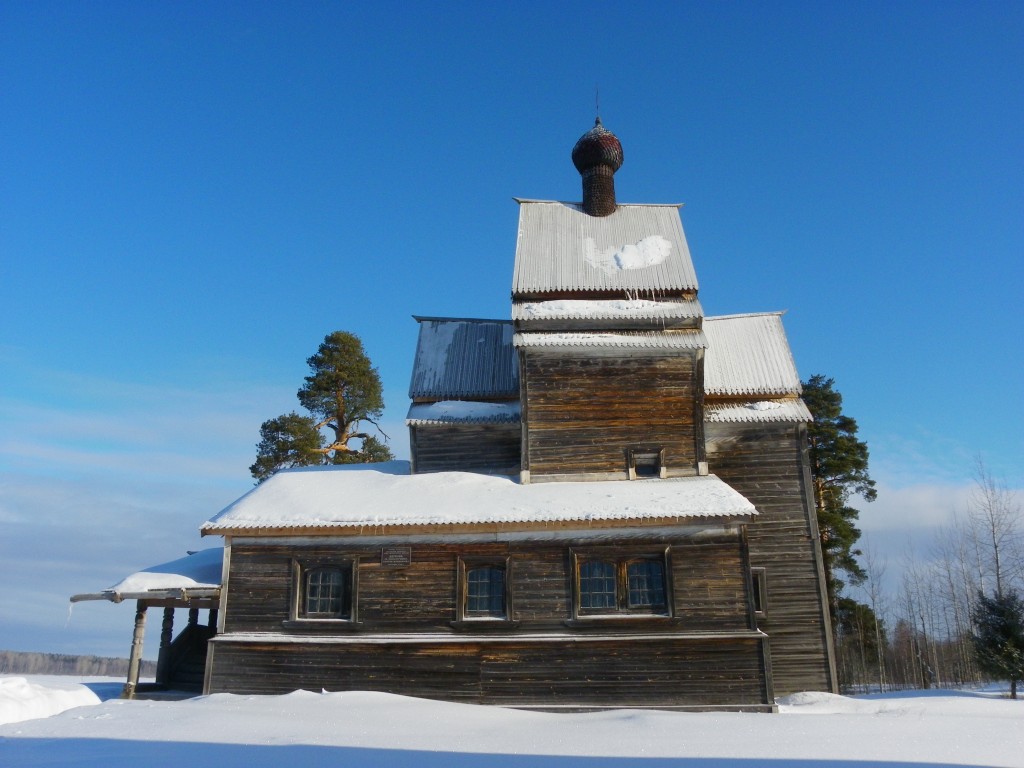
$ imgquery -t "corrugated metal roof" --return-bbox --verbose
[201,462,756,533]
[512,201,699,296]
[705,399,812,423]
[512,298,703,322]
[409,318,519,399]
[406,401,521,425]
[703,313,802,396]
[514,330,707,349]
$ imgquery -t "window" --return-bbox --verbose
[573,551,670,617]
[292,561,356,622]
[457,558,511,621]
[627,447,666,480]
[750,567,767,615]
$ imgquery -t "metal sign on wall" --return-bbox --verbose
[381,546,412,568]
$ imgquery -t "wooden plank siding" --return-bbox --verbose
[705,420,837,695]
[207,635,771,710]
[521,350,701,479]
[409,423,520,475]
[210,533,772,709]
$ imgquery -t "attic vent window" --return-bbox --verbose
[627,448,666,480]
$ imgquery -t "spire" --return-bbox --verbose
[571,117,623,217]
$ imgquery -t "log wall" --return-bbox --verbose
[705,420,837,694]
[207,634,770,709]
[520,350,702,479]
[210,532,770,709]
[410,423,520,475]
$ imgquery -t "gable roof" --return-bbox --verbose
[512,201,698,297]
[201,462,756,535]
[409,317,518,400]
[703,313,803,396]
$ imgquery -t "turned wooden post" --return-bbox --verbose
[122,601,148,699]
[155,606,174,686]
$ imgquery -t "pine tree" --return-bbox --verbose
[802,375,876,609]
[972,589,1024,699]
[250,331,393,482]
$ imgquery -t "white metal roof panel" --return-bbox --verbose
[201,462,756,533]
[705,399,812,423]
[703,313,803,396]
[514,330,707,349]
[409,318,519,399]
[512,201,699,296]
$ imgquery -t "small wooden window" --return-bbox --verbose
[627,448,667,480]
[626,559,666,608]
[751,567,767,615]
[466,566,506,617]
[292,561,356,622]
[458,557,512,621]
[579,560,617,610]
[575,552,669,617]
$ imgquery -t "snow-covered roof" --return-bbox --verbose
[70,548,223,603]
[703,313,803,396]
[514,330,707,349]
[201,461,756,534]
[705,399,812,423]
[406,400,521,425]
[512,202,699,297]
[409,318,518,400]
[512,298,704,322]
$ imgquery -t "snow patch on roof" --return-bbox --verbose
[705,400,813,423]
[514,330,707,349]
[407,400,521,425]
[515,298,703,321]
[584,236,671,273]
[202,462,756,533]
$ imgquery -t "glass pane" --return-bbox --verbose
[579,560,617,610]
[305,567,347,617]
[466,566,505,617]
[627,560,666,608]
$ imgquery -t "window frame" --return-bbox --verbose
[456,556,513,623]
[750,566,768,617]
[570,547,673,620]
[627,447,667,480]
[289,558,358,624]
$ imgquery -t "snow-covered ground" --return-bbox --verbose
[1,675,1021,767]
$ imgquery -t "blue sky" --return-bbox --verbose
[1,2,1021,659]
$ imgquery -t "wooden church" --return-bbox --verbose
[197,119,837,711]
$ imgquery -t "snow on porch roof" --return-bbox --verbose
[70,547,223,603]
[201,461,756,534]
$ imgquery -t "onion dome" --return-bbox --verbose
[571,117,624,175]
[571,118,623,217]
